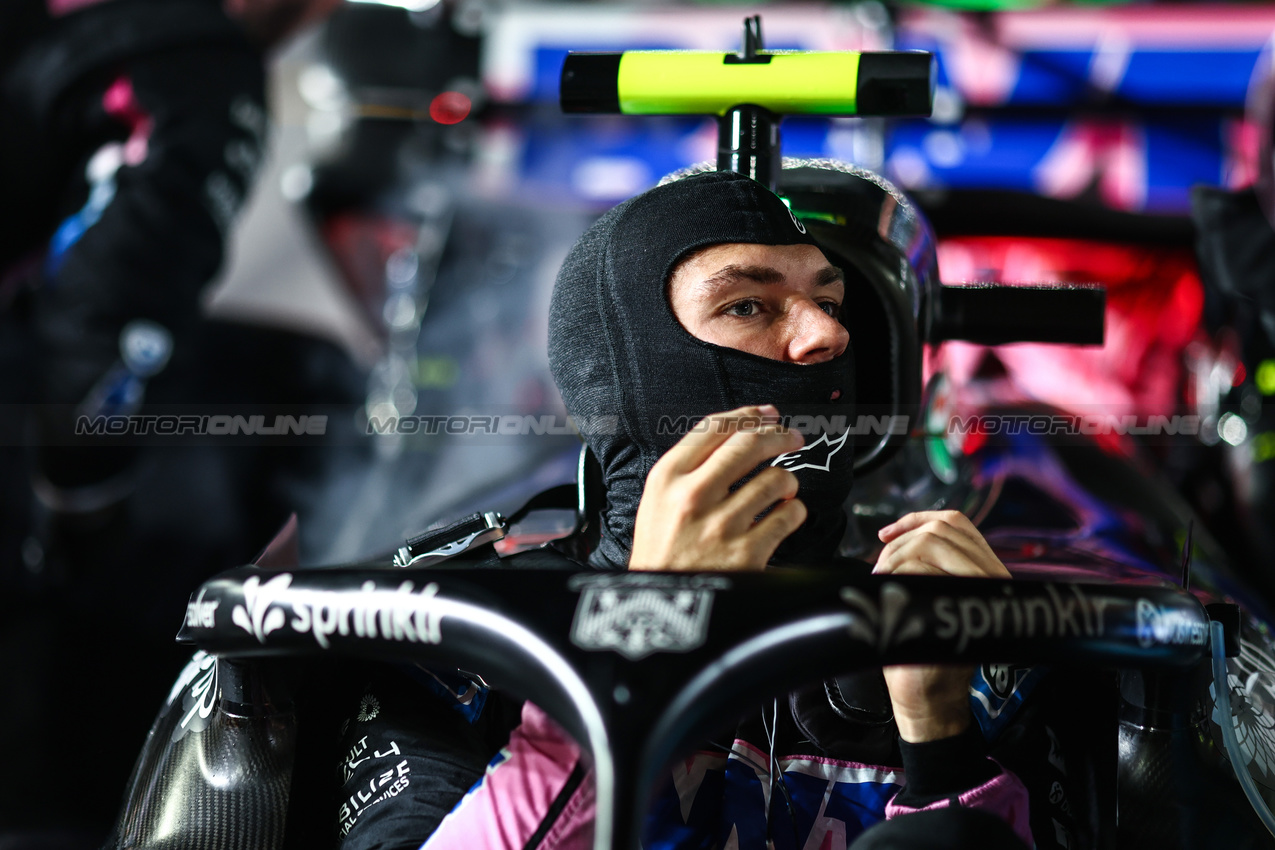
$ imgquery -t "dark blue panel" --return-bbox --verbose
[1010,50,1091,105]
[517,112,715,205]
[1144,118,1227,211]
[1120,50,1262,106]
[884,114,1231,212]
[886,118,1066,193]
[897,32,1264,108]
[780,116,836,159]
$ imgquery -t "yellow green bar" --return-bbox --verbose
[615,52,860,116]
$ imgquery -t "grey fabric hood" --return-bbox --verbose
[549,170,856,569]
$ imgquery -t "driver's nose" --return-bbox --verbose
[785,301,850,364]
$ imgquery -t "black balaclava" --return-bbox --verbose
[549,170,855,570]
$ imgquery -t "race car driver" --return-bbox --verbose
[336,170,1041,850]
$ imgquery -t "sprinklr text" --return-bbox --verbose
[935,584,1113,653]
[287,581,443,649]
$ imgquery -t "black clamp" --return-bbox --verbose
[394,511,507,568]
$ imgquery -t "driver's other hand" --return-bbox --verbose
[872,510,1010,743]
[629,405,806,572]
[873,510,1010,579]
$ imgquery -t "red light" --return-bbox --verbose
[962,427,987,456]
[1018,543,1045,559]
[429,91,471,125]
[1234,362,1247,387]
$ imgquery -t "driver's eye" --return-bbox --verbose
[820,301,842,318]
[725,300,760,317]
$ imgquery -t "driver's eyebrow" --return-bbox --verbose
[697,263,845,295]
[814,265,845,287]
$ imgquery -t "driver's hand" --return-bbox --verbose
[630,405,807,571]
[873,510,1010,743]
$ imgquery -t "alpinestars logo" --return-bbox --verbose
[772,430,850,474]
[786,206,807,234]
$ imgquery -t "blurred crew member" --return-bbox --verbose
[0,0,340,836]
[0,0,339,514]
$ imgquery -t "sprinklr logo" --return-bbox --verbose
[231,573,293,643]
[841,583,925,650]
[771,430,850,474]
